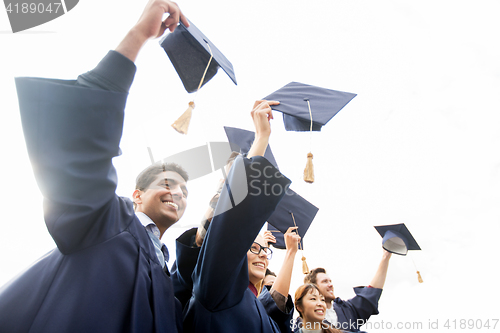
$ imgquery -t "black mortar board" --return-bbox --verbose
[223,126,278,168]
[160,20,237,93]
[262,82,356,131]
[374,223,421,256]
[267,188,318,249]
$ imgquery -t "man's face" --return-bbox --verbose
[134,171,188,233]
[315,272,335,302]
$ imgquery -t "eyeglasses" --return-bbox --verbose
[249,242,273,260]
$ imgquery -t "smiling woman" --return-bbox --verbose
[247,234,273,293]
[294,284,342,333]
[176,154,292,333]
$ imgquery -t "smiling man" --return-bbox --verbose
[133,163,189,269]
[0,1,192,332]
[134,168,189,230]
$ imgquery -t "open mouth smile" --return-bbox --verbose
[163,200,178,210]
[253,262,265,269]
[314,308,325,315]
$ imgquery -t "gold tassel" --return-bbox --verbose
[417,271,423,283]
[302,256,309,274]
[303,152,314,183]
[172,101,195,135]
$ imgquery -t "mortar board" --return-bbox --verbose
[262,82,356,132]
[160,20,237,93]
[374,223,421,256]
[267,189,318,250]
[162,20,238,134]
[223,126,278,168]
[262,82,356,183]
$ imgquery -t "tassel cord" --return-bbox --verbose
[290,212,302,252]
[291,212,309,274]
[409,253,424,283]
[192,42,213,104]
[171,43,213,134]
[306,99,313,152]
[303,99,315,183]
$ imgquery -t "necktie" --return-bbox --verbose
[145,226,169,268]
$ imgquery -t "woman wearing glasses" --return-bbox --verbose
[178,100,294,333]
[257,227,301,333]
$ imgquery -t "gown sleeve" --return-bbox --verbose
[348,286,382,319]
[171,227,201,309]
[258,286,294,333]
[15,50,135,254]
[334,286,383,331]
[77,50,136,93]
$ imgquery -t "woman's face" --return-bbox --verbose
[299,288,327,325]
[247,235,269,286]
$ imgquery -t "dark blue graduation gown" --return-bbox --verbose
[181,155,292,333]
[172,229,295,332]
[171,228,200,310]
[333,287,382,332]
[258,285,295,333]
[0,77,182,333]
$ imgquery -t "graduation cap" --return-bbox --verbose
[263,82,357,183]
[267,189,319,274]
[160,20,237,134]
[223,126,278,168]
[267,189,318,249]
[374,223,423,283]
[263,82,356,132]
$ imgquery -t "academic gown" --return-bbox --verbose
[171,228,200,310]
[258,285,295,333]
[181,155,292,333]
[332,287,382,332]
[172,228,295,331]
[0,76,183,333]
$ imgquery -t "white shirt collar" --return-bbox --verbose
[136,212,155,228]
[325,306,338,325]
[136,212,162,239]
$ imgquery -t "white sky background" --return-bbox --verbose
[1,0,500,331]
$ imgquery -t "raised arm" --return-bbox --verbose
[15,0,189,254]
[369,249,392,289]
[271,227,300,297]
[195,100,278,247]
[115,0,188,62]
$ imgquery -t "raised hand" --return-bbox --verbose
[116,0,189,62]
[247,100,279,158]
[284,227,301,254]
[134,0,189,40]
[263,230,277,247]
[250,100,279,139]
